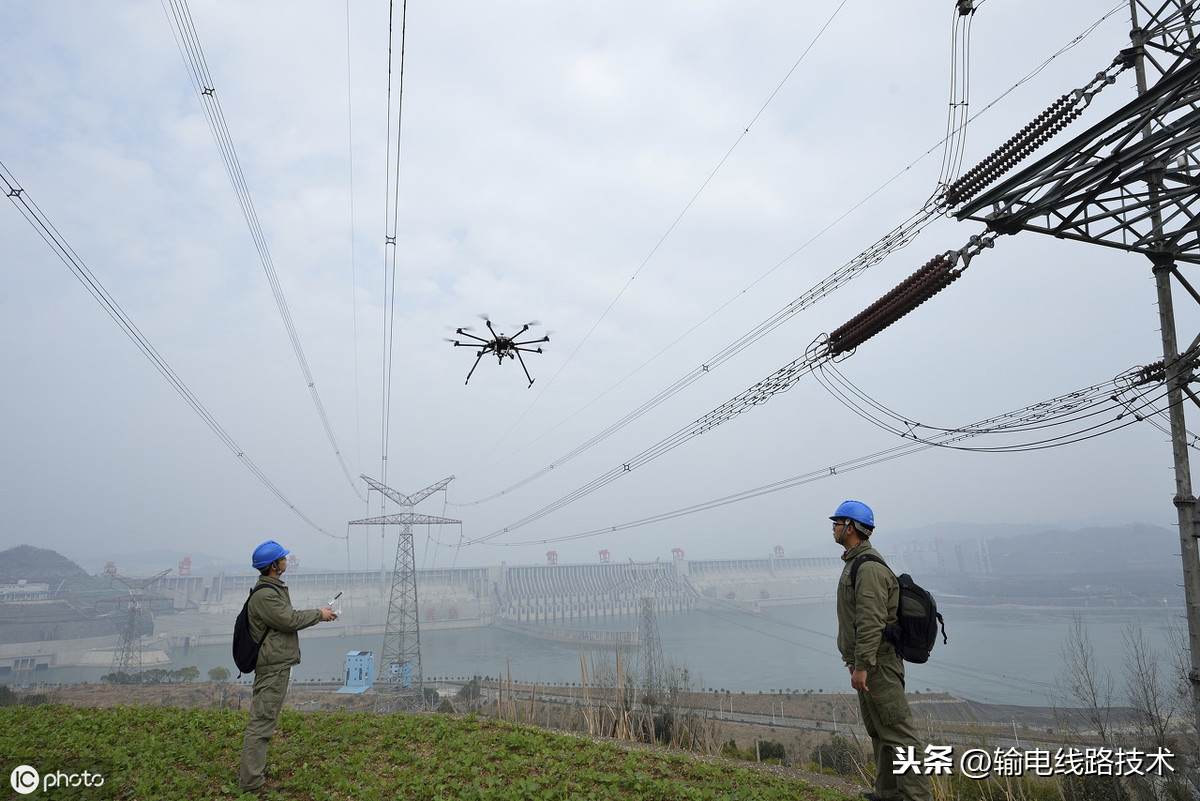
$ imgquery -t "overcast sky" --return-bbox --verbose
[0,1,1182,575]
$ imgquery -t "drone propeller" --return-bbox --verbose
[511,332,550,347]
[449,327,491,347]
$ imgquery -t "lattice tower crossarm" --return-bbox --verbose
[956,37,1200,260]
[107,569,171,677]
[351,475,457,713]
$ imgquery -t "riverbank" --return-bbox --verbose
[22,676,1124,742]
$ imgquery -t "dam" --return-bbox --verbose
[156,551,848,623]
[0,550,864,672]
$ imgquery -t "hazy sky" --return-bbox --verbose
[0,1,1182,574]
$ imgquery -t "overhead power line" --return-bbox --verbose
[463,234,997,544]
[456,12,1129,509]
[461,354,1174,548]
[469,0,854,470]
[344,0,365,482]
[378,0,411,497]
[160,0,364,503]
[1,162,340,540]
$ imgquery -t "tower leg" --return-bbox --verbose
[1152,258,1200,767]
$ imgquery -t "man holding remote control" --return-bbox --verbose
[237,539,337,796]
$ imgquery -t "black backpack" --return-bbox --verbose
[232,584,279,677]
[850,553,947,664]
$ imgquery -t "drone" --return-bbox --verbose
[447,318,550,387]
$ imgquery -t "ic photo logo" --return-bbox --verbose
[9,764,106,795]
[9,765,39,795]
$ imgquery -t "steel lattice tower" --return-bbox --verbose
[349,475,457,713]
[956,0,1200,757]
[629,561,667,711]
[105,569,171,677]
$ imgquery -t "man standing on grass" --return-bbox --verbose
[238,539,336,796]
[831,500,932,801]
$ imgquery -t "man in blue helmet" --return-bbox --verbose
[831,501,932,801]
[238,539,337,796]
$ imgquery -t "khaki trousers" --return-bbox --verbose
[238,665,291,791]
[856,652,933,801]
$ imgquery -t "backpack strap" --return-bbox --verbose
[248,584,281,646]
[849,552,892,588]
[849,553,902,654]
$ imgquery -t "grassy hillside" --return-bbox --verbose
[0,704,854,800]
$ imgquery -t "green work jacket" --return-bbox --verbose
[247,575,322,672]
[836,541,899,672]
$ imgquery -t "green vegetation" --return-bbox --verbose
[720,738,787,765]
[0,704,852,800]
[807,734,862,777]
[0,684,48,707]
[101,666,201,684]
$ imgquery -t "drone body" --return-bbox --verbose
[448,319,549,387]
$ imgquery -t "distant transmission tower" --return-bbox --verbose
[103,569,171,677]
[349,475,457,713]
[629,560,667,717]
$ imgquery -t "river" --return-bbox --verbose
[9,603,1182,708]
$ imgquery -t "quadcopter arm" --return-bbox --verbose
[452,328,492,346]
[511,335,550,348]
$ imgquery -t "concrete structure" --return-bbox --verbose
[153,554,853,624]
[4,551,940,672]
[0,581,52,601]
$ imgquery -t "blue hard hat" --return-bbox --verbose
[251,540,291,569]
[830,500,875,530]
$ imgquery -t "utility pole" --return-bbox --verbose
[349,475,458,713]
[955,0,1200,763]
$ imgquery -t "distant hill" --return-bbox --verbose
[0,545,88,585]
[985,523,1177,575]
[901,523,1185,606]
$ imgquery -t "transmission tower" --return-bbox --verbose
[101,569,171,677]
[955,0,1200,759]
[349,475,458,713]
[628,560,668,712]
